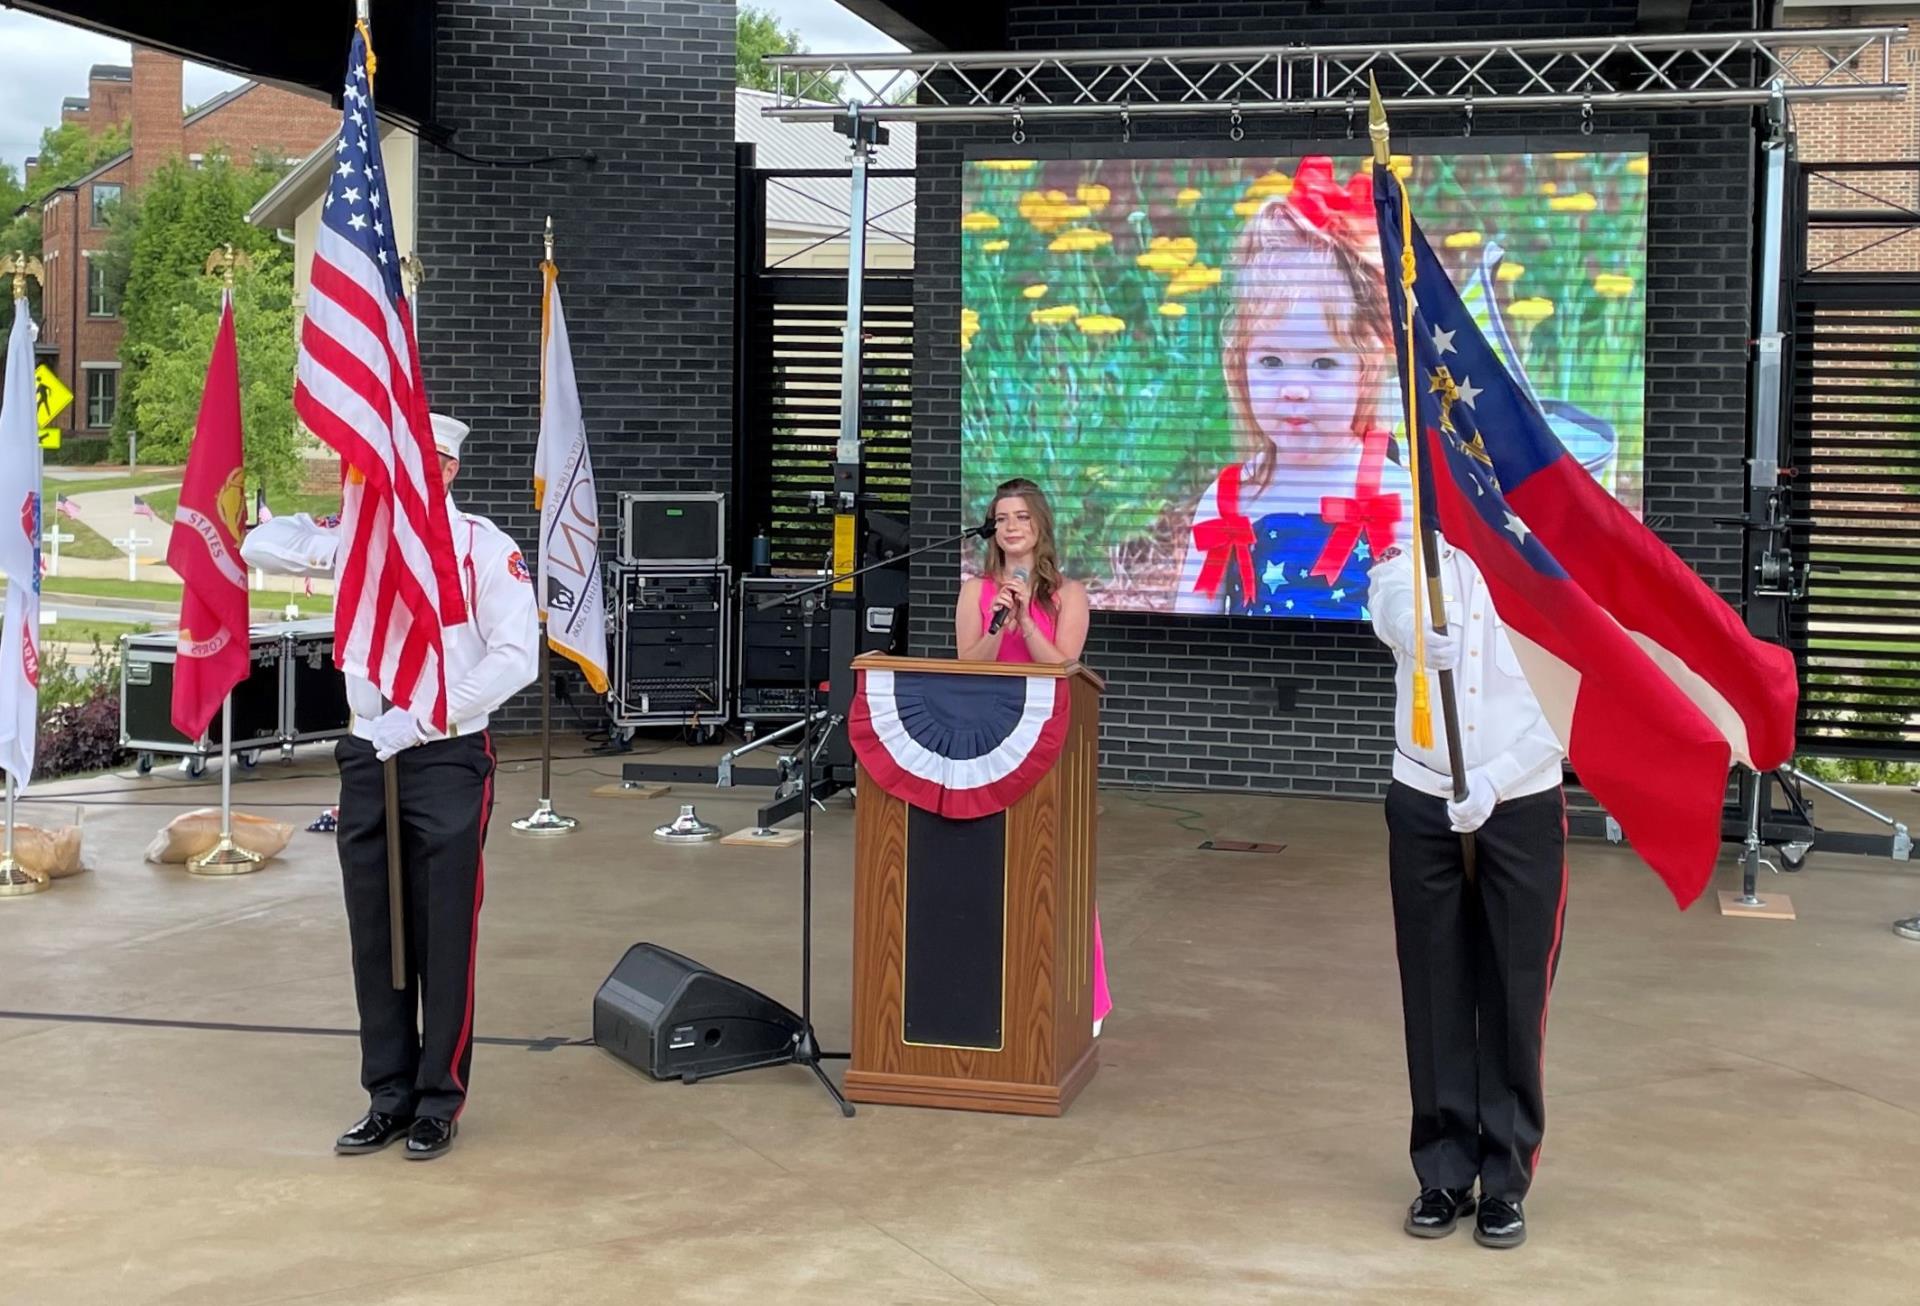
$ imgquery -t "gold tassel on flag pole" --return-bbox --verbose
[1371,80,1477,876]
[189,245,264,875]
[514,215,577,835]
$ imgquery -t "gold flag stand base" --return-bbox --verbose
[721,826,802,848]
[189,836,266,876]
[0,854,48,897]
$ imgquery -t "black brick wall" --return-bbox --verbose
[416,0,735,733]
[911,0,1759,797]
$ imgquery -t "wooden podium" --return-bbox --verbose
[846,654,1103,1116]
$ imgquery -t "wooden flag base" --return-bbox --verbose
[721,827,802,848]
[591,782,670,800]
[1718,889,1797,921]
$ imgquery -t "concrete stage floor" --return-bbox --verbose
[5,737,1920,1305]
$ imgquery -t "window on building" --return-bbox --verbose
[84,366,117,429]
[90,182,122,227]
[86,258,114,317]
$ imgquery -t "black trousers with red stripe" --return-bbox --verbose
[1386,781,1568,1202]
[336,732,495,1123]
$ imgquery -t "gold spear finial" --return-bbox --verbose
[399,252,426,298]
[1368,74,1390,167]
[203,243,255,288]
[5,250,44,300]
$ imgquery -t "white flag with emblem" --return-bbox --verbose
[532,261,608,695]
[0,298,43,788]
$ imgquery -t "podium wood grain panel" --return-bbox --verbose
[846,658,1100,1116]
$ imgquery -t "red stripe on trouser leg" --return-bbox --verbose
[448,732,494,1118]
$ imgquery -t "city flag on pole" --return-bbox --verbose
[0,296,42,788]
[293,20,464,729]
[532,260,608,695]
[168,291,252,741]
[1373,161,1798,908]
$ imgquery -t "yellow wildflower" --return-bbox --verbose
[1175,186,1203,207]
[1552,151,1588,161]
[1077,182,1112,211]
[1540,182,1559,195]
[976,159,1037,171]
[1017,190,1087,233]
[1627,156,1650,176]
[1075,314,1126,335]
[1443,231,1483,249]
[1549,193,1598,213]
[1165,236,1198,265]
[1159,302,1188,317]
[961,211,1001,233]
[983,239,1009,252]
[1167,263,1223,297]
[960,308,981,352]
[1030,303,1080,325]
[1507,297,1555,322]
[1234,197,1265,218]
[1023,284,1049,300]
[1048,227,1113,253]
[1246,171,1292,200]
[1496,261,1526,282]
[1593,273,1635,298]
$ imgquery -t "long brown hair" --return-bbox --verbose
[1221,191,1392,494]
[983,477,1065,615]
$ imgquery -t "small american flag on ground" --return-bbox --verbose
[290,20,464,728]
[131,495,157,521]
[55,494,80,520]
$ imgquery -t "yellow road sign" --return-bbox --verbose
[38,429,59,450]
[34,365,73,428]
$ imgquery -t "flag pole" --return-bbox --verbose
[188,269,264,876]
[1371,81,1476,878]
[514,216,576,835]
[0,254,47,897]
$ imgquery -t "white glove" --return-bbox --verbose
[370,707,425,762]
[1399,620,1460,671]
[1446,769,1499,834]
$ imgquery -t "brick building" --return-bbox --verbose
[31,47,335,447]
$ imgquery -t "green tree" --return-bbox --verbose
[122,253,299,495]
[110,152,284,452]
[738,5,844,101]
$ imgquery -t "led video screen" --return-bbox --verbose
[960,147,1649,620]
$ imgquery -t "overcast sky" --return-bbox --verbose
[0,2,901,183]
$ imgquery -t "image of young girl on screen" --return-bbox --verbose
[1176,156,1411,620]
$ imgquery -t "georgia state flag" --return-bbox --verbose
[849,668,1072,819]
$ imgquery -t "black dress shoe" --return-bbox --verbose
[404,1116,458,1160]
[1475,1196,1527,1249]
[1404,1187,1476,1238]
[334,1110,412,1155]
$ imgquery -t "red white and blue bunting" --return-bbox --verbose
[849,668,1072,819]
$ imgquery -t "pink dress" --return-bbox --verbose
[979,578,1114,1030]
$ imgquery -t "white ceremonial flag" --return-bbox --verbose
[0,298,43,788]
[533,261,609,695]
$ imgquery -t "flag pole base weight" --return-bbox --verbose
[1718,889,1795,921]
[654,804,720,843]
[0,855,48,897]
[511,800,578,835]
[189,836,266,876]
[1892,916,1920,942]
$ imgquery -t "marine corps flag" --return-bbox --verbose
[168,292,251,741]
[532,258,608,695]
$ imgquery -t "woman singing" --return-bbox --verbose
[954,478,1111,1033]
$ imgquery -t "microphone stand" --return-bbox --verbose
[741,519,993,1117]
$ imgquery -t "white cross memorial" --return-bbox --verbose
[112,529,153,582]
[42,523,74,577]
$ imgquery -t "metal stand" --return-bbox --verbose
[189,698,265,876]
[0,775,45,897]
[513,640,578,834]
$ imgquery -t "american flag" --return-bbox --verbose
[1373,161,1797,907]
[292,24,465,730]
[55,494,80,520]
[131,494,156,521]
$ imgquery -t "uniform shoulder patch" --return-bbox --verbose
[507,550,531,584]
[1376,545,1404,564]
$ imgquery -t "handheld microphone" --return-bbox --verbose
[988,566,1028,635]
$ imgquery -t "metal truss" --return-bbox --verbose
[761,27,1906,124]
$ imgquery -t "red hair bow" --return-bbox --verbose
[1288,156,1374,233]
